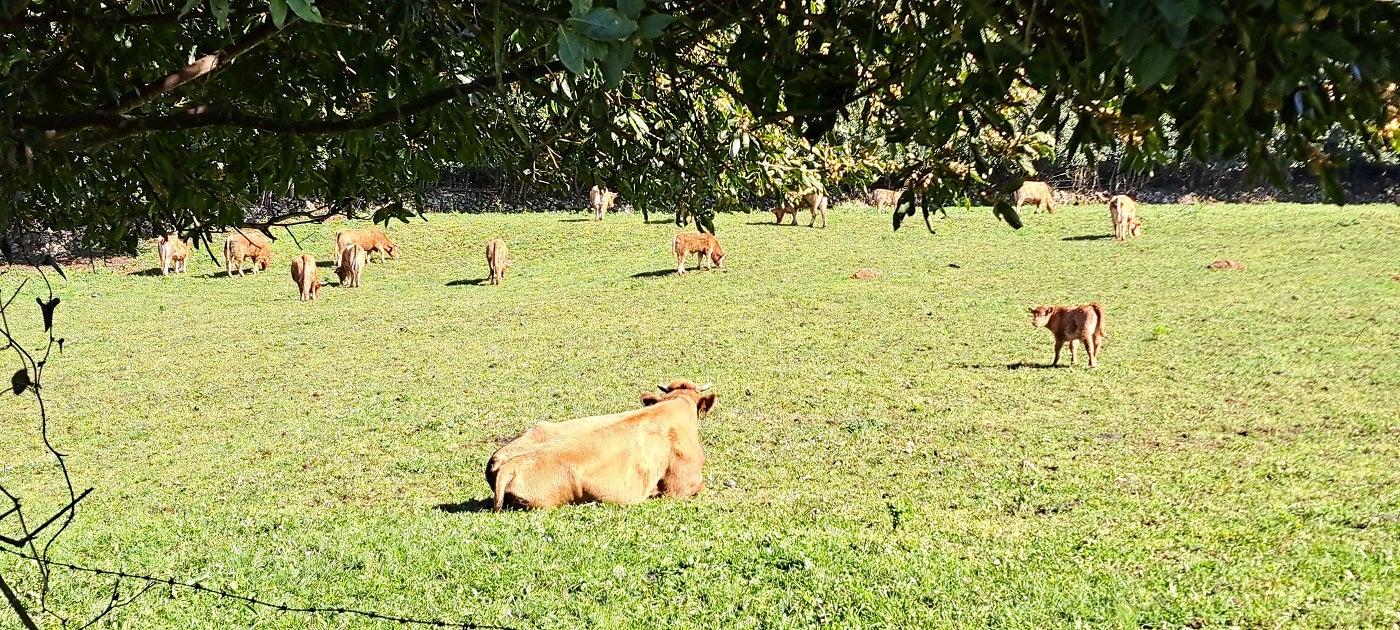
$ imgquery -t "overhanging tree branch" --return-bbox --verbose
[19,61,565,143]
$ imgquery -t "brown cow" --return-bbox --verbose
[1208,259,1245,270]
[158,234,190,276]
[774,192,829,228]
[290,253,322,301]
[673,232,726,274]
[223,231,272,277]
[333,228,399,266]
[1029,303,1107,368]
[336,243,368,287]
[1013,181,1057,214]
[486,380,715,511]
[1108,195,1138,240]
[590,186,620,221]
[868,187,906,211]
[486,239,513,285]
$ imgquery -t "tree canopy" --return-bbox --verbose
[3,0,1398,250]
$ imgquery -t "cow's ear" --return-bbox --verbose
[1028,307,1037,314]
[656,382,672,393]
[640,392,662,406]
[696,393,716,416]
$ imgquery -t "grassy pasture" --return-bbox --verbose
[2,202,1399,628]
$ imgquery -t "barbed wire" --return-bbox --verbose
[0,547,521,630]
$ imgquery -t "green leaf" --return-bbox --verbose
[557,27,587,76]
[570,0,592,18]
[1131,42,1173,86]
[992,201,1023,229]
[602,41,634,88]
[11,368,29,395]
[285,0,322,23]
[210,0,229,28]
[36,297,59,331]
[568,8,636,41]
[177,0,202,18]
[269,0,288,28]
[635,13,673,39]
[617,0,643,20]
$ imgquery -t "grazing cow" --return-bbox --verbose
[1013,181,1057,214]
[486,380,715,511]
[675,204,692,227]
[486,239,513,285]
[868,188,906,211]
[290,253,322,301]
[1128,216,1143,238]
[1029,303,1107,368]
[673,232,726,274]
[1208,259,1245,270]
[589,186,620,221]
[223,231,272,277]
[774,192,829,228]
[336,243,368,287]
[158,234,190,276]
[1108,195,1138,240]
[333,228,399,266]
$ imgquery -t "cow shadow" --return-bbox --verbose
[446,278,489,286]
[747,221,799,227]
[630,268,677,278]
[131,267,170,277]
[434,499,497,514]
[316,261,335,268]
[1062,234,1112,241]
[961,362,1061,370]
[558,218,594,223]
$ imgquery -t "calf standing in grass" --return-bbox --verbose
[334,228,399,266]
[290,254,322,301]
[158,234,190,276]
[1029,303,1107,368]
[589,186,619,221]
[1109,195,1138,240]
[673,232,725,274]
[1013,181,1057,214]
[223,231,272,277]
[336,243,367,287]
[868,188,905,211]
[486,239,513,285]
[774,192,829,228]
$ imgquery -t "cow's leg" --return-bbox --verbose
[1087,335,1099,368]
[676,254,686,275]
[1052,339,1063,366]
[1070,339,1080,366]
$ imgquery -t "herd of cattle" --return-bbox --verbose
[150,180,1159,511]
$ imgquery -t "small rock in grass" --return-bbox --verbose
[1208,259,1245,270]
[850,267,882,280]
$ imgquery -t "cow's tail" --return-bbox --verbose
[1091,302,1107,340]
[492,469,513,513]
[222,239,235,275]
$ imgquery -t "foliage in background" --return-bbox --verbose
[3,0,1399,249]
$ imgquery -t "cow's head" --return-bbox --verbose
[640,381,716,416]
[387,242,401,260]
[257,253,272,270]
[1028,306,1053,328]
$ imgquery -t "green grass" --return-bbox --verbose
[2,202,1399,628]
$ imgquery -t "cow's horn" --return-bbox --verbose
[697,383,713,392]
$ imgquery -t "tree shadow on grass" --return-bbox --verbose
[1062,234,1112,241]
[435,499,496,514]
[963,362,1063,370]
[446,278,489,286]
[316,260,335,268]
[630,268,677,278]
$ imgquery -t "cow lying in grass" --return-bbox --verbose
[1109,195,1138,240]
[336,243,367,287]
[486,239,513,285]
[290,253,322,301]
[1029,303,1107,368]
[1014,181,1057,214]
[158,234,190,276]
[673,232,725,274]
[486,380,715,511]
[334,228,399,266]
[223,231,272,277]
[590,186,619,221]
